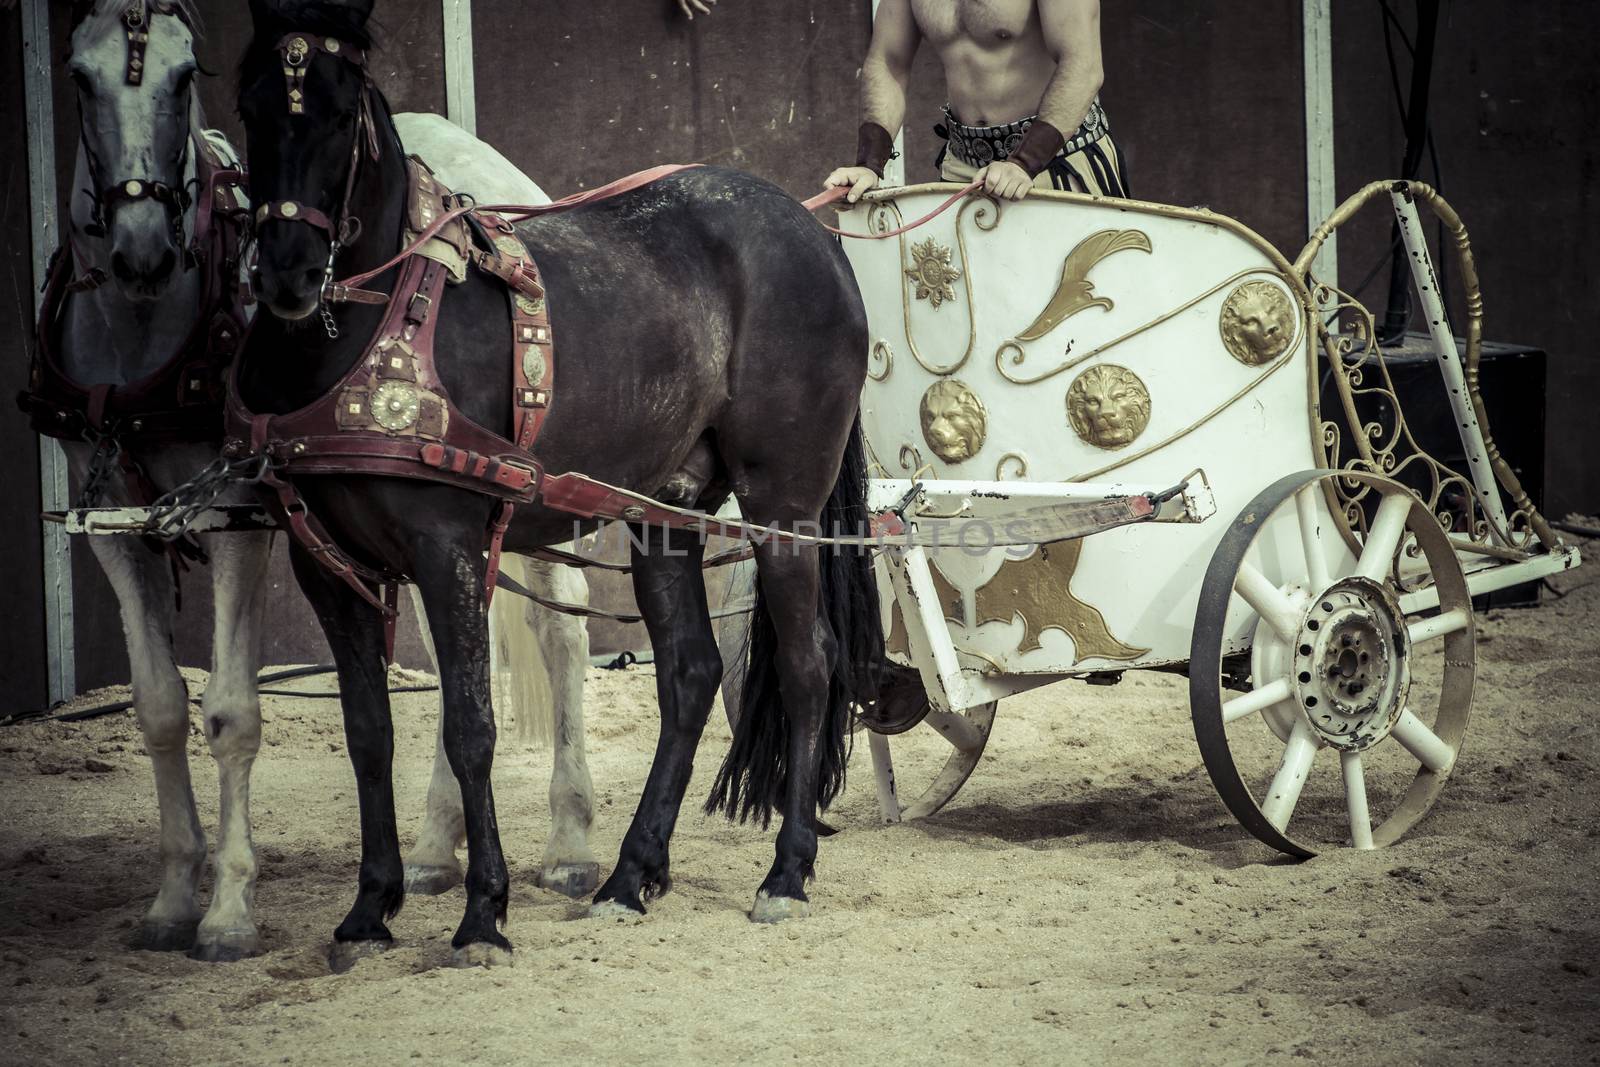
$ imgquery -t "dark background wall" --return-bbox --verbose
[2,1,1596,705]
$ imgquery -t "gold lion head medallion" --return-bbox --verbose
[1220,280,1296,366]
[919,379,987,463]
[1066,364,1150,450]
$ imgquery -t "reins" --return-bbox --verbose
[801,178,984,239]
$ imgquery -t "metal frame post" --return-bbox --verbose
[22,0,75,704]
[1302,0,1337,287]
[442,0,476,135]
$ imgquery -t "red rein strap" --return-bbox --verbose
[802,178,984,239]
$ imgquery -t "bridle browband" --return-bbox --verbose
[253,30,381,336]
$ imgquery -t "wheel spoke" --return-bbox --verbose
[1340,750,1374,849]
[867,731,901,824]
[1295,484,1332,592]
[1234,562,1302,643]
[924,708,983,752]
[1406,608,1470,646]
[1392,708,1455,773]
[1261,719,1320,831]
[1223,676,1293,723]
[1355,491,1412,583]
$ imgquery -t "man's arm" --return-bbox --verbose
[978,0,1104,201]
[824,0,921,202]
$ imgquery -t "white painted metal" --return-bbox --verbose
[1392,708,1455,773]
[22,0,75,705]
[1235,564,1303,645]
[1389,189,1512,538]
[867,731,901,823]
[1398,543,1580,615]
[1223,677,1293,724]
[842,189,1322,675]
[1355,491,1411,582]
[1406,607,1470,646]
[1262,719,1320,831]
[1295,483,1332,592]
[441,0,477,135]
[1302,0,1338,287]
[867,0,905,188]
[1340,750,1374,849]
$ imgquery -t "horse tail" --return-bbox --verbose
[488,554,556,748]
[706,414,885,827]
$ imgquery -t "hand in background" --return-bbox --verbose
[678,0,717,18]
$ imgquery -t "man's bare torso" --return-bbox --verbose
[911,0,1058,126]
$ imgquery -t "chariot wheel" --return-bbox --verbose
[862,670,996,822]
[1190,469,1475,856]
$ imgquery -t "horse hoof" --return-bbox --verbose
[538,862,600,898]
[587,899,645,922]
[403,862,463,896]
[450,942,513,969]
[750,890,810,924]
[327,938,391,974]
[188,929,262,963]
[134,919,198,952]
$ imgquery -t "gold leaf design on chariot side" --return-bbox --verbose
[975,541,1147,661]
[1220,279,1296,366]
[904,237,963,308]
[1066,363,1151,450]
[919,379,987,463]
[1015,229,1152,342]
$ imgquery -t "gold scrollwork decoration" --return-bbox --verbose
[889,194,1003,377]
[1066,364,1151,450]
[919,379,988,463]
[867,340,893,382]
[995,452,1029,480]
[1220,279,1297,365]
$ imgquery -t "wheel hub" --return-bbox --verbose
[1290,578,1410,750]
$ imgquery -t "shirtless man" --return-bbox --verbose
[824,0,1125,203]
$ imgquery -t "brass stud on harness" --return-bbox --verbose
[124,179,144,197]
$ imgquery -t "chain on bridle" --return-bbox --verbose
[252,31,381,338]
[77,3,196,258]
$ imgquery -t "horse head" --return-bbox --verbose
[68,1,200,301]
[239,0,383,322]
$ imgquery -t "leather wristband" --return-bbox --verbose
[855,122,895,177]
[1010,118,1065,178]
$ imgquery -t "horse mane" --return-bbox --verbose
[72,1,204,41]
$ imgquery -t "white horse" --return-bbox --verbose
[47,4,596,963]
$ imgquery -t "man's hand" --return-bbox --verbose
[678,0,716,18]
[975,161,1033,201]
[824,166,882,204]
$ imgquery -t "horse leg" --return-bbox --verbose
[742,541,833,923]
[288,546,403,972]
[402,585,466,896]
[524,558,598,898]
[411,546,512,967]
[190,531,273,961]
[90,537,205,951]
[591,526,720,918]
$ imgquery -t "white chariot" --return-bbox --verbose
[733,178,1578,857]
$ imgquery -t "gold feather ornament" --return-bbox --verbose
[1015,229,1153,342]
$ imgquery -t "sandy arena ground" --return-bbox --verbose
[2,532,1596,1065]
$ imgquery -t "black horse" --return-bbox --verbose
[236,0,881,967]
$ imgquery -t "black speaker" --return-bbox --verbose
[1318,333,1547,608]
